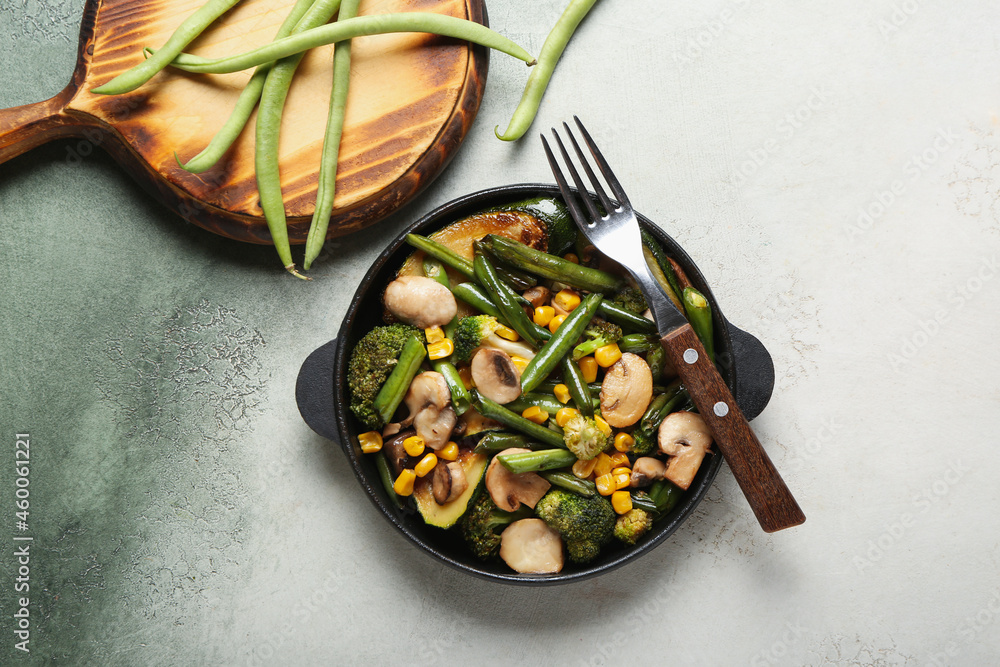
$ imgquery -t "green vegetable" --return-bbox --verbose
[470,391,565,449]
[406,233,475,279]
[452,283,552,342]
[413,451,488,529]
[473,249,544,348]
[346,324,425,429]
[473,431,531,453]
[519,292,603,392]
[375,451,403,508]
[646,345,667,383]
[683,287,714,362]
[614,507,653,545]
[560,356,594,418]
[460,492,532,560]
[432,360,471,416]
[612,287,648,316]
[641,229,684,309]
[540,471,597,497]
[535,488,615,563]
[562,413,609,461]
[640,380,685,432]
[482,234,622,294]
[452,314,501,363]
[618,333,658,354]
[485,197,577,257]
[648,479,685,516]
[597,300,658,333]
[371,335,426,427]
[571,319,622,361]
[495,0,600,141]
[496,448,578,474]
[505,392,579,416]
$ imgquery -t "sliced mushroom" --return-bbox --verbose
[382,430,417,476]
[404,372,456,450]
[657,411,713,490]
[432,461,469,505]
[383,275,457,328]
[471,348,522,404]
[600,353,653,428]
[476,334,537,361]
[485,448,551,511]
[522,286,551,309]
[499,518,564,574]
[630,457,667,488]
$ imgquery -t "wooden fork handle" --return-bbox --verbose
[661,324,805,533]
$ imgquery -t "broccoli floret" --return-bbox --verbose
[460,492,532,560]
[614,499,653,545]
[572,319,623,361]
[629,427,658,456]
[535,489,615,563]
[562,413,609,461]
[612,287,648,316]
[452,315,501,363]
[347,324,424,429]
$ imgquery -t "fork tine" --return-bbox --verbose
[563,121,616,216]
[540,134,590,231]
[551,129,603,224]
[574,116,631,208]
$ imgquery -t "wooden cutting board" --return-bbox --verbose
[0,0,488,244]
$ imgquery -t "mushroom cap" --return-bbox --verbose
[657,411,713,490]
[404,372,456,450]
[432,460,469,505]
[382,430,418,477]
[629,457,667,488]
[383,275,457,329]
[470,348,522,405]
[600,353,654,428]
[499,518,564,574]
[485,448,551,512]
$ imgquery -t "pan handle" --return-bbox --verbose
[725,320,775,422]
[296,337,341,443]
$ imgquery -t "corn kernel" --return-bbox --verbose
[414,453,438,477]
[495,324,520,341]
[393,469,416,496]
[548,314,567,333]
[424,326,445,344]
[614,432,635,453]
[427,338,454,360]
[595,473,616,496]
[578,356,598,383]
[595,343,622,368]
[439,441,459,461]
[522,406,549,424]
[458,366,474,389]
[554,289,582,312]
[553,383,572,404]
[556,407,580,428]
[614,471,631,490]
[573,457,598,479]
[563,253,580,264]
[533,306,555,327]
[593,452,614,478]
[594,415,612,438]
[612,490,633,514]
[358,431,383,454]
[510,355,529,374]
[612,466,632,479]
[403,435,425,457]
[609,451,630,468]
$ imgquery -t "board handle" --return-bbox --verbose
[0,93,85,165]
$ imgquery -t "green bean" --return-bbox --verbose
[407,234,475,279]
[598,300,657,333]
[473,248,544,348]
[629,493,658,514]
[375,452,403,508]
[423,256,451,289]
[371,335,426,425]
[683,287,715,362]
[471,391,565,448]
[164,14,536,74]
[541,471,597,497]
[519,293,603,393]
[505,392,577,415]
[640,380,684,433]
[483,234,622,293]
[91,0,245,95]
[473,431,530,453]
[646,345,666,382]
[303,0,359,270]
[619,333,659,354]
[495,0,600,141]
[177,0,316,173]
[451,283,552,341]
[648,479,685,516]
[432,359,472,417]
[536,379,602,394]
[497,448,577,475]
[560,356,593,418]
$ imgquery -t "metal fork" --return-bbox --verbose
[543,117,805,533]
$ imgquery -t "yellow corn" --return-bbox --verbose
[554,289,582,312]
[533,306,555,327]
[393,469,416,496]
[358,431,383,454]
[553,383,572,404]
[612,466,632,479]
[414,453,438,477]
[510,355,530,374]
[614,432,634,453]
[595,473,616,496]
[563,253,580,264]
[556,407,580,427]
[593,452,614,478]
[595,343,622,368]
[609,451,630,468]
[578,356,598,383]
[611,490,633,514]
[495,324,520,341]
[424,326,445,344]
[522,406,549,424]
[439,441,459,461]
[573,457,598,479]
[403,435,425,457]
[614,471,631,490]
[458,366,474,389]
[427,338,454,360]
[595,415,612,437]
[548,314,567,333]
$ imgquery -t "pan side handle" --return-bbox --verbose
[296,338,342,444]
[725,320,776,422]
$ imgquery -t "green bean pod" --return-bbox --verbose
[471,391,565,448]
[537,379,602,394]
[371,335,426,425]
[629,493,658,514]
[597,300,657,333]
[683,287,715,362]
[495,0,600,141]
[648,479,685,516]
[472,431,531,453]
[619,333,659,354]
[473,249,543,348]
[560,356,593,418]
[646,345,667,383]
[164,14,537,74]
[423,256,452,289]
[432,360,471,417]
[639,380,684,433]
[483,234,622,293]
[519,292,603,393]
[406,233,475,279]
[497,448,577,474]
[376,452,403,508]
[541,471,597,497]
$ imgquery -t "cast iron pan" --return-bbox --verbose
[296,184,776,585]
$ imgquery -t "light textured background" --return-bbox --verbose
[2,0,1000,665]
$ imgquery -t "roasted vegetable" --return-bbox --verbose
[535,488,615,563]
[347,324,426,429]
